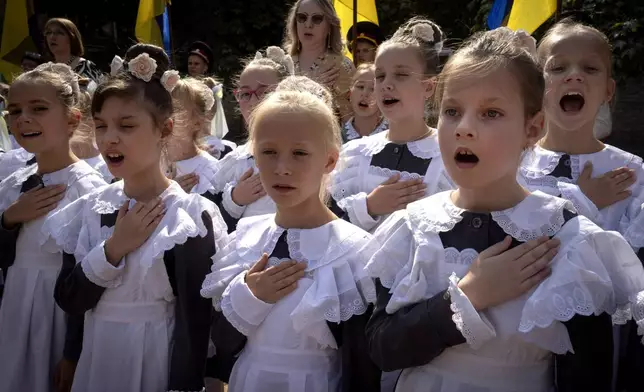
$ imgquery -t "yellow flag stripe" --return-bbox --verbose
[135,0,167,46]
[333,0,379,60]
[507,0,558,34]
[0,0,30,80]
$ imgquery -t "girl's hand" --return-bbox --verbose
[578,162,636,209]
[53,358,76,392]
[458,236,559,311]
[2,184,67,228]
[245,253,307,304]
[316,63,341,87]
[175,173,199,193]
[231,168,265,206]
[366,174,426,217]
[104,199,165,265]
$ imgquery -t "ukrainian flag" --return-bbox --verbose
[135,0,171,51]
[0,0,36,82]
[333,0,378,59]
[507,0,558,34]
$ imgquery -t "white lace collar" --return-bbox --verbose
[408,190,575,241]
[11,159,96,188]
[91,180,184,215]
[343,117,388,142]
[173,150,218,195]
[235,214,369,271]
[360,130,440,159]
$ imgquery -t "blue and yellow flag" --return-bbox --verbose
[135,0,171,52]
[507,0,558,34]
[333,0,378,59]
[0,0,35,82]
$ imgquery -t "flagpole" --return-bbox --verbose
[352,0,358,66]
[167,2,176,66]
[556,0,563,21]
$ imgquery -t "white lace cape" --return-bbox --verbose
[174,150,219,195]
[200,214,378,349]
[521,144,644,249]
[0,161,106,250]
[40,181,229,285]
[365,190,644,354]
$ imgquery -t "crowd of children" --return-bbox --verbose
[0,5,643,392]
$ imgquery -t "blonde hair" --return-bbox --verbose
[237,46,295,88]
[283,0,344,56]
[274,75,334,110]
[12,62,80,114]
[435,28,544,118]
[70,90,97,158]
[351,63,375,84]
[248,90,341,202]
[537,19,613,77]
[378,17,445,76]
[171,77,214,149]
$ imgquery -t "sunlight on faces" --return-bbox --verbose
[94,96,171,180]
[374,45,434,123]
[7,81,78,154]
[438,69,543,190]
[238,66,281,123]
[187,55,208,77]
[542,33,615,133]
[350,67,379,117]
[251,100,339,209]
[296,0,330,47]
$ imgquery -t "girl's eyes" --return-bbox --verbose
[374,74,384,81]
[483,109,502,118]
[294,150,308,156]
[34,106,48,112]
[261,149,276,155]
[444,108,459,117]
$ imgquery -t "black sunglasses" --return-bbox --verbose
[295,13,325,25]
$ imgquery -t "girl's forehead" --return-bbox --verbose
[9,80,59,102]
[240,67,279,87]
[545,32,610,62]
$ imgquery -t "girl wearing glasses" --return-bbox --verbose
[43,18,101,83]
[210,47,294,232]
[283,0,355,123]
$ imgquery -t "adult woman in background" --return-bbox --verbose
[44,18,101,82]
[283,0,355,122]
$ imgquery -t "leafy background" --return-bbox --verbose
[27,0,644,152]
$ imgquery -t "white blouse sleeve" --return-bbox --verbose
[557,182,600,222]
[330,140,380,231]
[519,220,644,353]
[220,271,274,336]
[619,159,644,249]
[365,208,496,349]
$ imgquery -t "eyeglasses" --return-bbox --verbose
[295,13,325,25]
[234,86,271,102]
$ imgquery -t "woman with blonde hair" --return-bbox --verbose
[283,0,355,122]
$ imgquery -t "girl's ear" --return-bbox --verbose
[423,77,437,100]
[606,77,616,103]
[67,108,81,133]
[525,110,545,146]
[161,118,174,138]
[325,149,339,174]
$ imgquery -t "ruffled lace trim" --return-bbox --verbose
[408,192,464,234]
[447,273,496,349]
[220,289,252,336]
[212,143,254,192]
[491,198,575,242]
[368,165,424,181]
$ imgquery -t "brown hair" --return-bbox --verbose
[537,18,613,76]
[91,44,173,127]
[12,62,81,114]
[171,77,214,148]
[283,0,344,56]
[435,28,544,118]
[44,18,85,57]
[378,17,445,76]
[70,90,97,158]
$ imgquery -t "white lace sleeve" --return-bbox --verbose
[447,273,496,349]
[619,162,644,249]
[221,182,246,219]
[80,240,125,288]
[557,182,600,223]
[40,193,91,254]
[519,219,644,353]
[201,231,249,310]
[329,140,380,231]
[221,271,274,336]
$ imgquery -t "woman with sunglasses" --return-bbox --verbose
[43,18,101,83]
[283,0,355,123]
